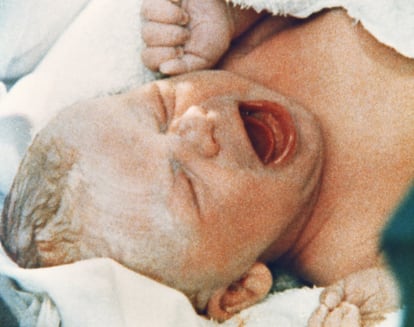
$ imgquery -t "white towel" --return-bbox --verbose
[0,243,401,326]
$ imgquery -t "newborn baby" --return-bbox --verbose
[1,69,402,326]
[1,70,324,318]
[2,4,412,327]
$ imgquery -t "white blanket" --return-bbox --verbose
[0,244,402,327]
[0,0,408,325]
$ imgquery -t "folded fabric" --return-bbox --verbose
[0,274,60,327]
[0,245,202,327]
[0,0,90,81]
[0,243,402,326]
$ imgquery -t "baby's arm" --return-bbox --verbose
[141,0,262,75]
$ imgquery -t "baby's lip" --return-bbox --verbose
[239,100,297,165]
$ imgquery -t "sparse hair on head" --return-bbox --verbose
[0,110,195,300]
[0,133,82,268]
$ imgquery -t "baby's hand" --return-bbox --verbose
[308,268,400,327]
[141,0,234,75]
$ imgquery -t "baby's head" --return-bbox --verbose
[1,71,323,319]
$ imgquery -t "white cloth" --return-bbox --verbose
[0,245,202,327]
[0,0,90,80]
[0,244,402,327]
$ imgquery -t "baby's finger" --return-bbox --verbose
[159,54,210,75]
[142,22,190,47]
[141,0,188,25]
[324,303,360,327]
[141,47,179,71]
[307,305,328,327]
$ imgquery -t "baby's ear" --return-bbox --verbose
[206,262,272,321]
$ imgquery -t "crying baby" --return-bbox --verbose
[2,0,414,325]
[1,70,324,317]
[1,70,403,326]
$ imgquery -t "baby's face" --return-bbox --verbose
[44,71,323,306]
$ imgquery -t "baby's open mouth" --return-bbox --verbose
[239,101,297,165]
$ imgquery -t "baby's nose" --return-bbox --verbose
[170,106,219,157]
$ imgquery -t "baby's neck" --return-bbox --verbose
[221,9,414,284]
